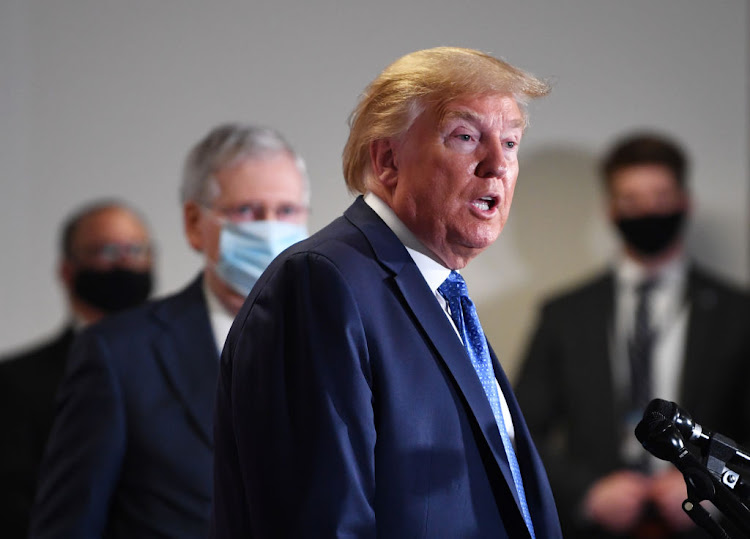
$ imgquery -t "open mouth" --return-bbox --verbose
[471,196,498,211]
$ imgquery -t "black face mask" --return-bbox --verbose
[615,211,686,256]
[73,268,153,312]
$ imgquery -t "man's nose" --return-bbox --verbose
[635,196,670,215]
[475,140,508,179]
[255,207,273,220]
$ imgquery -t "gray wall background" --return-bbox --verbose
[1,0,747,379]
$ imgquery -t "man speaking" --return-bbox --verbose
[212,47,561,538]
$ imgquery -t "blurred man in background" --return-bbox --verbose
[516,132,750,538]
[0,200,154,538]
[30,123,310,539]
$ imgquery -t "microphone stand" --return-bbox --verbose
[679,466,747,538]
[635,399,750,538]
[675,434,750,538]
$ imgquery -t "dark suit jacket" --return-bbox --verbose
[0,328,75,538]
[212,197,561,538]
[30,275,219,539]
[515,266,750,538]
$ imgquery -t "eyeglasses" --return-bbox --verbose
[210,202,308,223]
[75,242,152,264]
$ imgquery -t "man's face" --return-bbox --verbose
[66,207,152,273]
[608,164,688,220]
[62,206,153,318]
[387,93,524,269]
[185,152,308,313]
[608,164,690,260]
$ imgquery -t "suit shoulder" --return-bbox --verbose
[85,300,160,340]
[539,270,613,314]
[274,217,381,278]
[85,277,204,343]
[0,329,73,375]
[689,264,750,310]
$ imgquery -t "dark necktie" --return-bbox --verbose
[629,278,659,412]
[438,271,535,538]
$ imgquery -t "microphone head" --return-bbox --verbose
[643,398,678,424]
[639,398,701,441]
[635,399,686,462]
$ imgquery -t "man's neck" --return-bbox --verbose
[363,192,448,267]
[203,268,244,317]
[623,241,684,274]
[70,299,105,328]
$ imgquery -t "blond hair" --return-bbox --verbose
[342,47,551,194]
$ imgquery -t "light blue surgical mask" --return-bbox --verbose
[215,220,307,297]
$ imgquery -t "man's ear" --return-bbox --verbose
[369,138,399,188]
[59,258,74,290]
[606,201,617,224]
[681,192,693,217]
[184,201,204,252]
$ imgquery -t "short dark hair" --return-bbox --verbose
[60,199,143,259]
[601,132,688,190]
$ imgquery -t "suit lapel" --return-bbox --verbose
[345,198,529,529]
[492,344,560,536]
[680,267,714,410]
[392,265,514,467]
[151,276,219,447]
[585,275,619,419]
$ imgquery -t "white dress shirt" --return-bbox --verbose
[202,277,236,355]
[612,254,689,465]
[364,192,516,442]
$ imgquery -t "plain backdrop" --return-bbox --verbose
[1,0,747,379]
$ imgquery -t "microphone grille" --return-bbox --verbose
[634,399,676,443]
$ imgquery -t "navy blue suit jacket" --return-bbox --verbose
[0,327,74,538]
[31,275,219,539]
[212,197,561,538]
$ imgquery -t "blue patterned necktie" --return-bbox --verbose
[438,271,535,538]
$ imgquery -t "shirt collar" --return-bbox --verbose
[615,252,687,291]
[202,275,235,353]
[364,193,451,292]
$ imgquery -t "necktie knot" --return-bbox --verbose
[636,277,659,298]
[438,270,468,301]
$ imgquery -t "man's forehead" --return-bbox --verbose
[74,216,147,248]
[438,96,525,128]
[77,208,141,232]
[611,164,682,191]
[213,156,306,202]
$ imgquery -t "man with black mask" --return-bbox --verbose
[0,199,154,538]
[515,132,750,539]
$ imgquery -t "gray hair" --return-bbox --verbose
[181,123,310,206]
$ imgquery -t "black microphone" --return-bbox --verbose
[639,399,750,468]
[634,399,692,464]
[634,401,721,506]
[636,399,750,535]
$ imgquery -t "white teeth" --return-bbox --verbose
[472,200,490,211]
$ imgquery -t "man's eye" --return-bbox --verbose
[505,141,517,149]
[457,134,472,141]
[235,205,256,217]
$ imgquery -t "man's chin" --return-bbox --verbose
[462,230,501,253]
[226,291,247,315]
